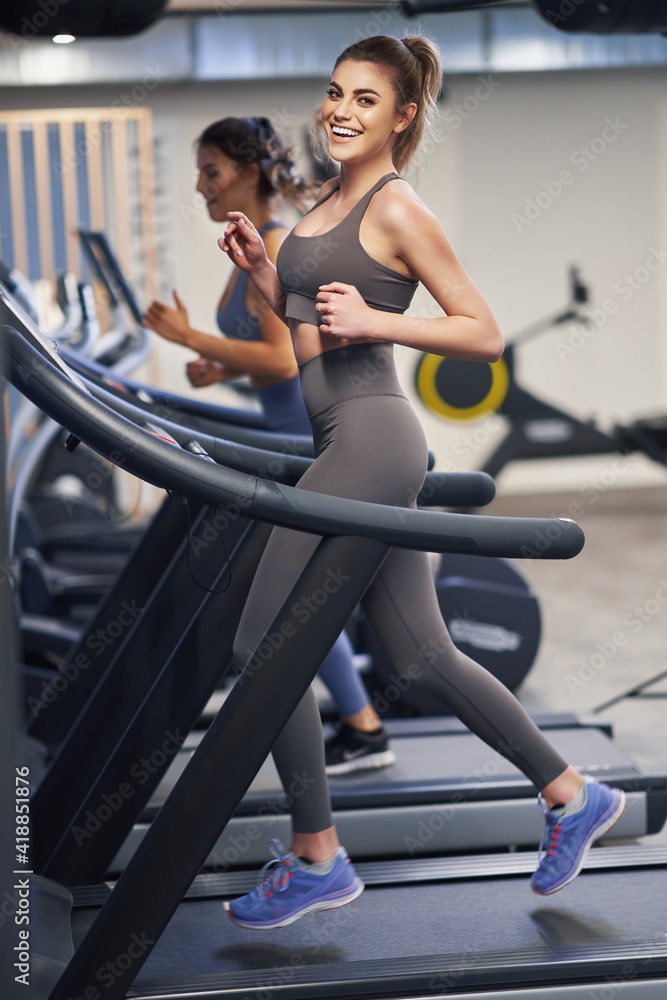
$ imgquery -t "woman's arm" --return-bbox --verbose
[186,358,244,387]
[217,178,334,325]
[145,229,297,380]
[219,214,288,324]
[315,187,504,364]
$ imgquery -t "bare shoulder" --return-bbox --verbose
[371,177,440,237]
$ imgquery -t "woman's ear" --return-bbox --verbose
[244,161,262,188]
[394,102,417,134]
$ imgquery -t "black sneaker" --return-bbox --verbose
[325,723,396,776]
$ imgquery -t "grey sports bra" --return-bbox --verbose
[276,172,418,327]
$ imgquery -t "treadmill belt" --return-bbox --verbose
[153,726,651,810]
[129,869,667,991]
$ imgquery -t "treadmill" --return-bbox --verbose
[4,290,667,999]
[14,318,664,875]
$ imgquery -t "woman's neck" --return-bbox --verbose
[336,159,396,200]
[233,193,274,231]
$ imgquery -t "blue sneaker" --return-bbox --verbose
[225,840,364,929]
[531,778,625,895]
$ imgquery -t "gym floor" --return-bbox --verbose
[487,482,667,846]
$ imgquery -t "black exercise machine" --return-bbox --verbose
[414,267,667,481]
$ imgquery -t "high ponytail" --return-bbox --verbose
[325,33,443,173]
[198,116,316,211]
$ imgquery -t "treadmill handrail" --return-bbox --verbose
[2,323,584,558]
[60,341,271,429]
[76,370,497,507]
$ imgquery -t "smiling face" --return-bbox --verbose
[321,59,415,168]
[195,143,253,223]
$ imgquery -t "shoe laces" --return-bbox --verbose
[536,796,565,865]
[253,839,294,899]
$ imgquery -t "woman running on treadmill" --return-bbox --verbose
[217,34,626,929]
[143,116,394,775]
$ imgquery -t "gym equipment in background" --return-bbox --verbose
[363,552,541,716]
[401,1,667,35]
[415,266,667,482]
[78,228,257,399]
[532,0,667,33]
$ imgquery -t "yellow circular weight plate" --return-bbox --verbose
[415,354,509,422]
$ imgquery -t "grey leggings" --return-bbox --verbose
[233,343,568,833]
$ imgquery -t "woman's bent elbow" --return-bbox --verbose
[276,360,299,381]
[487,340,504,364]
[485,325,504,363]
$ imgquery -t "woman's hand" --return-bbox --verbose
[218,213,270,274]
[144,291,191,346]
[186,357,238,387]
[315,283,380,340]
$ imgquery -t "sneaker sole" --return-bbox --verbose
[225,877,365,930]
[325,750,397,776]
[531,789,626,896]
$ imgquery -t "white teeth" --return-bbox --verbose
[332,126,361,137]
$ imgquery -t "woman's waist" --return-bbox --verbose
[290,319,376,367]
[296,339,408,414]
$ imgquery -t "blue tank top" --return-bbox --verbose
[215,220,311,436]
[276,173,418,327]
[217,220,286,340]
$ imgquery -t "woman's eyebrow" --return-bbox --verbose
[329,80,382,98]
